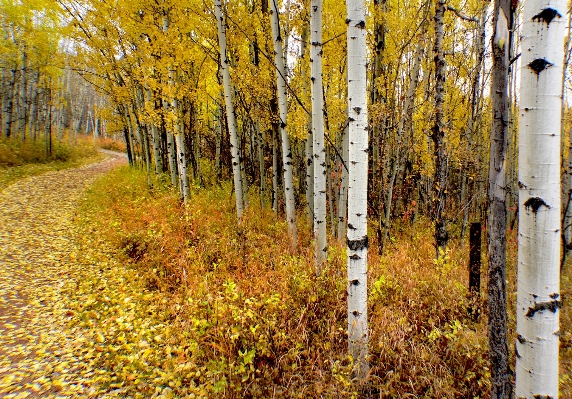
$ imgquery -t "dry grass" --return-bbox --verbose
[0,134,100,190]
[81,166,571,398]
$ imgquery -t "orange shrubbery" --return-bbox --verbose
[82,166,570,398]
[97,136,127,152]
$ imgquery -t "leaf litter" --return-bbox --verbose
[0,155,153,398]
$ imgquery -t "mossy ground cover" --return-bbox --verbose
[72,166,570,398]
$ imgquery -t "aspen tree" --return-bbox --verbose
[517,0,565,396]
[270,0,297,245]
[214,0,244,219]
[346,0,368,381]
[311,0,326,272]
[161,14,180,189]
[432,0,448,255]
[488,0,512,395]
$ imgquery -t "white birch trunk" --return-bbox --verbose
[272,128,278,213]
[346,0,368,381]
[270,0,297,244]
[517,1,565,396]
[311,0,326,271]
[337,112,349,240]
[302,25,314,228]
[215,0,244,219]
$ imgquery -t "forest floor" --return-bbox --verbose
[0,154,127,398]
[0,156,569,398]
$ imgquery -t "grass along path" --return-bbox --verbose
[0,155,126,398]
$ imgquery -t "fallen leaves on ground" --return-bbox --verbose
[0,156,138,398]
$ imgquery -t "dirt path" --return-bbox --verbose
[0,155,126,398]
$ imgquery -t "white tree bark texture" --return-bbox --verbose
[346,0,368,381]
[270,0,298,245]
[214,0,244,219]
[517,1,565,397]
[311,0,327,273]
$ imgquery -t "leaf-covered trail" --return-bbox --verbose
[0,155,126,398]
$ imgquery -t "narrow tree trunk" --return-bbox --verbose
[488,0,513,395]
[44,82,52,156]
[256,121,266,208]
[337,112,349,240]
[326,148,335,237]
[562,13,572,267]
[4,68,14,138]
[270,0,297,245]
[215,0,244,219]
[346,0,369,381]
[516,0,565,396]
[302,25,314,227]
[272,126,278,213]
[310,0,326,270]
[146,88,163,174]
[432,0,448,256]
[215,102,223,180]
[20,49,27,140]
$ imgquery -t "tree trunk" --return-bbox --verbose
[516,0,565,396]
[337,111,349,240]
[146,88,163,174]
[346,0,368,381]
[432,0,448,256]
[272,126,279,213]
[215,0,244,219]
[310,0,326,270]
[302,24,314,227]
[562,13,572,267]
[488,0,513,396]
[270,0,297,246]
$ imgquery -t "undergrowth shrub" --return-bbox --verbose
[97,136,127,152]
[82,166,571,398]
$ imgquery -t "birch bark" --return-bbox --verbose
[311,0,326,271]
[270,0,297,245]
[346,0,368,381]
[517,1,565,396]
[214,0,244,219]
[432,0,448,255]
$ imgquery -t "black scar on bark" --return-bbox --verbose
[355,20,365,29]
[532,8,562,26]
[347,235,368,250]
[349,254,361,260]
[348,223,357,230]
[350,279,360,285]
[532,395,554,399]
[524,197,550,213]
[528,58,553,75]
[525,300,562,317]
